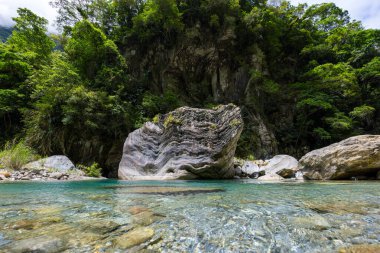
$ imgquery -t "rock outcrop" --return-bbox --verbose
[299,135,380,180]
[118,104,243,180]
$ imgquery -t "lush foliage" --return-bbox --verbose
[78,162,102,177]
[0,1,379,174]
[0,141,39,170]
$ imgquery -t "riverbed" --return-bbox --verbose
[0,180,379,252]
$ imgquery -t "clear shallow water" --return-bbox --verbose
[0,180,379,252]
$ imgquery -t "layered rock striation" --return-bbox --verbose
[118,104,243,180]
[299,135,380,180]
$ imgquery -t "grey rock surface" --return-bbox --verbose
[261,155,299,178]
[23,155,75,172]
[119,104,243,180]
[299,135,380,180]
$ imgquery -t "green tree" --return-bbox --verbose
[65,19,127,92]
[132,0,183,43]
[6,8,55,65]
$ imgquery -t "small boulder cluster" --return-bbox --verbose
[234,155,302,181]
[0,155,89,181]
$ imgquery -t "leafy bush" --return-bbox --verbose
[0,141,39,170]
[78,162,102,177]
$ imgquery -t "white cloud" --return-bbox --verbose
[0,0,57,32]
[289,0,380,29]
[0,0,378,33]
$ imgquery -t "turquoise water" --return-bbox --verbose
[0,180,379,252]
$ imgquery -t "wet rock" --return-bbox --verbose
[129,206,150,215]
[261,155,299,178]
[292,216,331,230]
[115,227,155,249]
[257,173,284,181]
[11,220,36,230]
[6,236,67,253]
[79,220,120,234]
[377,171,380,180]
[299,135,380,180]
[118,104,243,180]
[132,210,164,226]
[108,186,225,195]
[23,155,75,172]
[338,244,380,253]
[304,201,368,215]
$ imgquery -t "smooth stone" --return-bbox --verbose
[338,244,380,253]
[300,135,380,180]
[257,174,284,181]
[79,220,120,234]
[304,201,368,215]
[129,206,150,215]
[23,155,75,172]
[292,216,331,230]
[115,227,155,249]
[132,211,161,226]
[6,236,66,253]
[261,155,299,178]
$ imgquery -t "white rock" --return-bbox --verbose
[262,155,299,178]
[23,156,75,172]
[241,161,263,176]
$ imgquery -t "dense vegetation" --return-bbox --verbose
[1,1,379,176]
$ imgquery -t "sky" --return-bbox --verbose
[0,0,379,33]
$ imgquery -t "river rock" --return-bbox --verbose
[6,236,66,253]
[261,155,299,178]
[115,227,155,249]
[338,244,380,253]
[23,156,75,172]
[299,135,380,180]
[292,216,331,231]
[118,104,243,180]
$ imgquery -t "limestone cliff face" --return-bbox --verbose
[118,104,243,180]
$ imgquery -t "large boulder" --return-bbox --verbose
[299,135,380,180]
[118,104,243,180]
[261,155,299,178]
[23,156,75,172]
